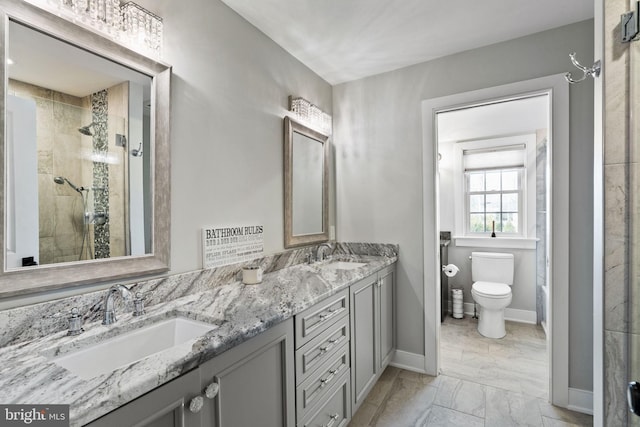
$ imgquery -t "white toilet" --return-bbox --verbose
[470,252,514,339]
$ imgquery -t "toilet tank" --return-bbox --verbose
[471,252,514,285]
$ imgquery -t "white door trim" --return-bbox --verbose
[421,73,570,407]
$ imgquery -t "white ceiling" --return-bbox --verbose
[221,0,594,85]
[9,21,151,98]
[437,95,549,143]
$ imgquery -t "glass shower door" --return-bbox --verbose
[629,32,640,426]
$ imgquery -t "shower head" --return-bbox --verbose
[53,176,84,193]
[78,122,96,136]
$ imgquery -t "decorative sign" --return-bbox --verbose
[202,225,264,268]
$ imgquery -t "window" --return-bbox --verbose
[462,143,526,236]
[466,168,523,235]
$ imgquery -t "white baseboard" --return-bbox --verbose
[504,308,537,324]
[567,388,593,415]
[447,301,536,324]
[390,350,426,374]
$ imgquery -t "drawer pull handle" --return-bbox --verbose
[205,382,220,399]
[188,396,203,413]
[323,414,340,427]
[320,346,329,353]
[319,313,327,320]
[320,367,341,387]
[328,338,338,344]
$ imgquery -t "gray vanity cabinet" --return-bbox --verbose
[84,262,397,427]
[86,368,202,427]
[199,318,295,427]
[350,264,396,413]
[85,318,294,427]
[378,267,395,369]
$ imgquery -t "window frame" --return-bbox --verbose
[464,167,525,236]
[449,134,537,241]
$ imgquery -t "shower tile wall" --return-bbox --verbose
[107,82,128,258]
[90,84,128,259]
[9,80,87,264]
[8,80,129,265]
[91,89,110,259]
[603,0,635,425]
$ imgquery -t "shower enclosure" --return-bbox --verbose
[629,24,640,425]
[8,79,131,265]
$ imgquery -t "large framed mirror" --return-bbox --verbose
[284,116,329,248]
[0,1,171,297]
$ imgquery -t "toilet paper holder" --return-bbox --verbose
[442,264,459,278]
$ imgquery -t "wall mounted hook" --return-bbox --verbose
[131,142,143,157]
[564,52,601,84]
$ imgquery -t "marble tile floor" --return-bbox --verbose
[349,316,593,426]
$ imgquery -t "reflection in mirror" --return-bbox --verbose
[292,131,323,235]
[0,0,171,298]
[7,20,152,268]
[284,116,329,248]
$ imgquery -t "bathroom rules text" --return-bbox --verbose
[202,225,264,268]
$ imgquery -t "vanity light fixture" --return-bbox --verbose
[289,96,332,135]
[121,2,163,58]
[24,0,163,59]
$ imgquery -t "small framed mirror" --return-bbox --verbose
[284,116,329,248]
[0,1,171,297]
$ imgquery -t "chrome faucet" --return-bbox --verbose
[316,243,333,263]
[102,285,133,325]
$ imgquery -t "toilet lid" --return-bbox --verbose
[472,281,511,297]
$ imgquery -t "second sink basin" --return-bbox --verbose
[321,261,368,271]
[50,316,217,380]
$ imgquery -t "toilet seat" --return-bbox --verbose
[472,281,511,298]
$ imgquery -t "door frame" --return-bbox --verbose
[421,73,570,406]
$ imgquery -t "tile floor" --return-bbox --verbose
[349,316,593,426]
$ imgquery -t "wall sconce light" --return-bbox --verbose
[289,96,332,135]
[25,0,163,59]
[121,1,163,58]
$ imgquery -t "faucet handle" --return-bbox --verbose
[133,292,146,317]
[67,307,84,336]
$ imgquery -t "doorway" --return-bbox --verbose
[421,74,570,407]
[436,93,550,399]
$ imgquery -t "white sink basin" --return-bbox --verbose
[50,317,217,380]
[321,261,367,271]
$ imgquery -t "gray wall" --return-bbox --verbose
[145,0,333,274]
[0,0,333,309]
[333,20,594,390]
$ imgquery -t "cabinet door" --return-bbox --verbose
[86,369,201,427]
[200,318,295,427]
[350,276,379,412]
[379,267,395,369]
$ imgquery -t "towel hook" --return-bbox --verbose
[564,52,601,84]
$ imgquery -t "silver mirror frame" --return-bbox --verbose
[0,1,171,297]
[284,116,329,248]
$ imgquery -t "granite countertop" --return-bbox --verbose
[0,254,396,426]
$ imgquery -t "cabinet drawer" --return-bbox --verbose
[296,313,349,384]
[300,369,351,427]
[295,289,349,349]
[297,343,350,422]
